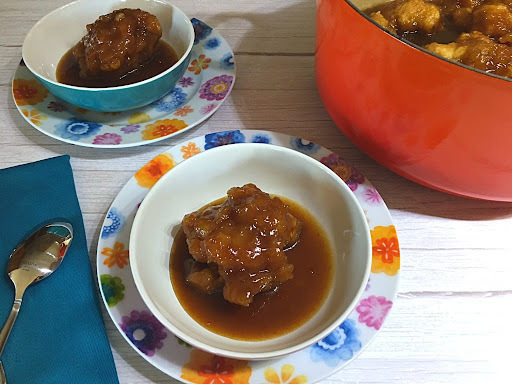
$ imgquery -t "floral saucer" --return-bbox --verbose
[97,130,401,383]
[12,19,235,148]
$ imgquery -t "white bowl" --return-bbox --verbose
[22,0,194,111]
[130,143,372,360]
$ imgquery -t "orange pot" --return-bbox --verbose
[316,0,512,201]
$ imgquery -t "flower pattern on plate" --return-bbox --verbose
[119,125,139,134]
[181,349,252,384]
[221,53,235,69]
[199,75,233,101]
[101,208,125,238]
[174,105,194,117]
[153,88,187,112]
[179,77,195,87]
[93,133,122,145]
[142,119,188,140]
[47,101,67,112]
[21,109,46,126]
[128,112,150,124]
[264,365,307,384]
[204,37,221,50]
[100,274,125,307]
[101,242,129,268]
[176,337,192,348]
[310,319,362,367]
[364,187,382,205]
[13,79,48,106]
[320,154,365,191]
[356,296,393,330]
[290,138,320,154]
[181,142,201,159]
[120,310,167,357]
[205,130,245,149]
[189,54,212,75]
[251,134,271,143]
[201,103,217,115]
[191,18,213,44]
[370,225,400,275]
[54,119,102,141]
[134,154,176,188]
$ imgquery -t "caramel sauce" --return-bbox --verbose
[170,197,334,341]
[56,41,179,88]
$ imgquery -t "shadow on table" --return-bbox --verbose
[368,168,512,220]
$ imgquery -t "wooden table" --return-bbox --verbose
[1,0,511,382]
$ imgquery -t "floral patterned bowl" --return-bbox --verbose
[22,0,194,112]
[129,143,372,360]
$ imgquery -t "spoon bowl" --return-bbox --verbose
[7,222,72,286]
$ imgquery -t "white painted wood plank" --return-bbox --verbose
[0,0,317,54]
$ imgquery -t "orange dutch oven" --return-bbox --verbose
[316,0,512,201]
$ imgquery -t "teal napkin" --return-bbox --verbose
[0,156,119,384]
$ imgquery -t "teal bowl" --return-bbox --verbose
[22,0,194,112]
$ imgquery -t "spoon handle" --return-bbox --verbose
[0,299,21,358]
[0,360,5,384]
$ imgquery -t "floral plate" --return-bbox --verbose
[97,130,401,383]
[12,19,235,148]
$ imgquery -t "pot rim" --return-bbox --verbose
[343,0,512,84]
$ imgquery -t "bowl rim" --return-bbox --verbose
[344,0,512,83]
[21,0,195,91]
[129,143,373,360]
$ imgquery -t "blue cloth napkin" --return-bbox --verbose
[0,155,119,384]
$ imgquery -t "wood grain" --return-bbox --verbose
[1,0,511,383]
